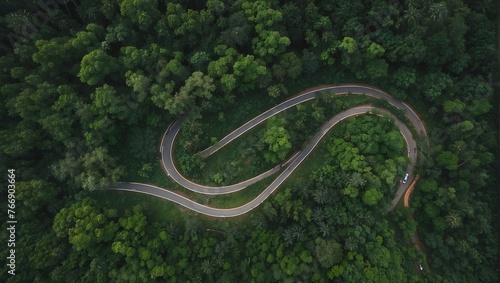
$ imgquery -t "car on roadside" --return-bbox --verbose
[418,264,423,271]
[403,173,409,184]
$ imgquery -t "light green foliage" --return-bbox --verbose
[71,29,100,52]
[53,198,119,251]
[339,37,357,54]
[443,99,466,113]
[470,99,492,116]
[118,205,147,234]
[153,71,215,116]
[78,50,119,85]
[120,0,160,30]
[262,116,291,163]
[252,30,291,57]
[328,265,345,279]
[362,188,384,206]
[32,38,72,70]
[242,0,290,58]
[437,151,459,170]
[267,84,287,98]
[208,45,238,77]
[138,163,152,178]
[207,45,267,92]
[365,42,385,59]
[121,46,143,69]
[329,139,368,173]
[165,3,214,36]
[190,51,210,70]
[343,186,359,198]
[336,37,364,75]
[242,0,283,33]
[125,70,150,102]
[91,84,128,120]
[233,55,267,91]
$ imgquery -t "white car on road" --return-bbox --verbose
[403,173,409,184]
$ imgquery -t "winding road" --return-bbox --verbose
[110,84,428,217]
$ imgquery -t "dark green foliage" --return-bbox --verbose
[0,0,497,282]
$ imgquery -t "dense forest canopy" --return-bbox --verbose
[0,0,498,282]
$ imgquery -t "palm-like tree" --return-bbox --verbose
[201,259,214,275]
[313,189,329,204]
[165,222,178,236]
[445,213,461,228]
[456,240,470,253]
[312,207,325,223]
[251,217,267,231]
[291,224,305,242]
[184,218,200,239]
[349,172,366,188]
[318,221,331,237]
[239,257,251,273]
[295,179,312,200]
[429,2,448,22]
[362,211,375,226]
[215,241,228,257]
[403,5,422,29]
[283,228,294,245]
[263,202,278,221]
[344,236,358,251]
[333,171,349,187]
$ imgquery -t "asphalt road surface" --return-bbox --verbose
[110,84,427,217]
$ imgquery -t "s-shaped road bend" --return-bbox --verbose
[110,84,428,217]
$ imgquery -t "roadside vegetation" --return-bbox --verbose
[0,0,497,282]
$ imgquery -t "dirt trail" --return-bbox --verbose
[404,175,420,207]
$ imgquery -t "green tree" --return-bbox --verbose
[436,151,459,170]
[315,238,343,268]
[421,72,453,101]
[403,5,422,29]
[78,50,119,85]
[53,198,119,252]
[175,71,215,115]
[120,0,160,31]
[60,147,125,191]
[233,55,267,92]
[272,52,302,81]
[429,2,448,22]
[262,117,291,163]
[252,30,291,57]
[17,180,59,214]
[362,188,383,206]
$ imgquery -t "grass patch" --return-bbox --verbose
[205,174,278,209]
[197,91,277,148]
[177,122,270,185]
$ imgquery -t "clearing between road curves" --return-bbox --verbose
[110,84,429,218]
